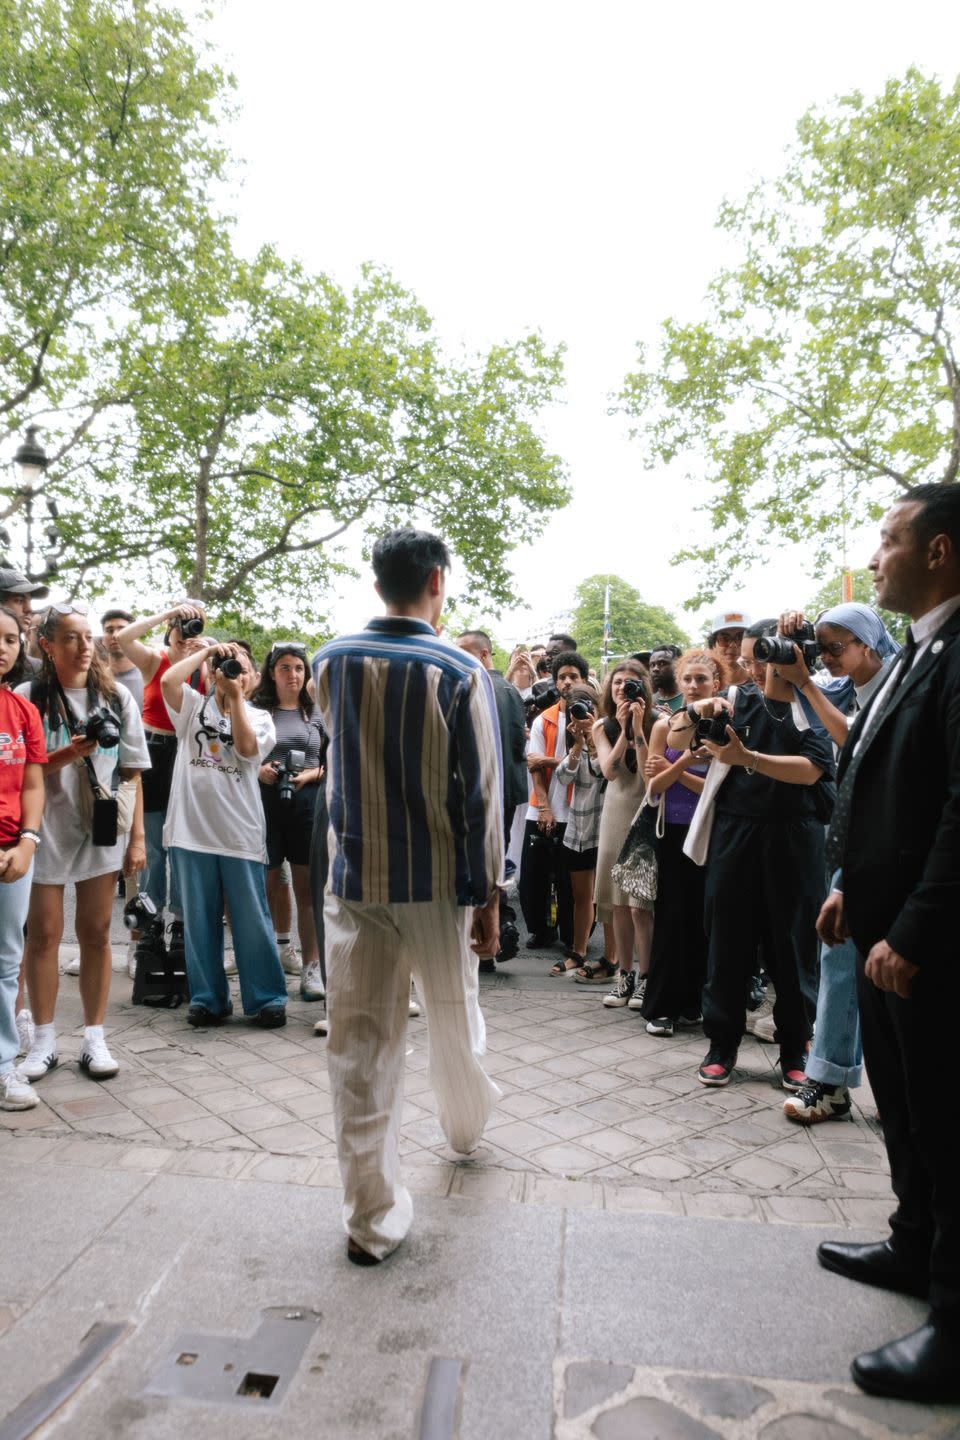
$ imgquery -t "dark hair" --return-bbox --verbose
[650,643,682,659]
[100,608,133,626]
[549,631,578,650]
[226,637,256,665]
[372,527,450,603]
[597,661,654,767]
[457,629,491,655]
[0,605,30,688]
[899,483,960,554]
[250,646,312,720]
[34,604,117,722]
[550,649,589,682]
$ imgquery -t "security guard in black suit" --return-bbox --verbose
[816,483,960,1403]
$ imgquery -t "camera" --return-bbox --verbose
[82,706,122,749]
[176,615,204,639]
[123,891,159,932]
[568,698,595,722]
[621,678,646,702]
[276,748,306,802]
[753,622,818,669]
[525,682,560,722]
[211,653,242,679]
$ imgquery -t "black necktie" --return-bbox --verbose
[825,627,917,870]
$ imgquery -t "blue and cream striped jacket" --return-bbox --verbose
[313,617,504,906]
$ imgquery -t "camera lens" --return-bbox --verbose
[178,616,204,639]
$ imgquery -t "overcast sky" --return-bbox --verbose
[205,0,958,645]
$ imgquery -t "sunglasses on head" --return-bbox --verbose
[270,641,307,660]
[49,601,89,617]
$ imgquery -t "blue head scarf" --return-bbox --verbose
[815,603,901,659]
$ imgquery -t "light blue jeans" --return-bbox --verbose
[170,848,287,1017]
[144,808,182,921]
[0,862,33,1075]
[805,871,863,1089]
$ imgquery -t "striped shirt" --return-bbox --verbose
[556,747,605,853]
[313,616,504,906]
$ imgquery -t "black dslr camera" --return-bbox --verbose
[123,892,159,932]
[568,697,595,722]
[525,681,561,723]
[688,706,745,751]
[753,621,818,669]
[211,652,242,679]
[276,748,306,801]
[81,706,121,749]
[621,678,646,702]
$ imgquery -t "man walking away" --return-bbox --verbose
[313,528,504,1266]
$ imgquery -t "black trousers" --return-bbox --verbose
[517,819,573,946]
[308,785,329,987]
[641,823,706,1022]
[702,812,823,1056]
[858,955,960,1328]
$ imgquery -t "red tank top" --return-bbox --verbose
[142,652,202,732]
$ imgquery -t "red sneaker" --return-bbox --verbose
[697,1047,738,1086]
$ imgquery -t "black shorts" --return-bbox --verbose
[564,845,598,873]
[262,784,318,869]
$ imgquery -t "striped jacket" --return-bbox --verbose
[312,616,504,906]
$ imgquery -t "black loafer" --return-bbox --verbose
[817,1239,929,1299]
[347,1237,382,1267]
[852,1322,960,1402]
[187,1004,232,1028]
[254,1005,287,1029]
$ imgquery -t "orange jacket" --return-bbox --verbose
[529,703,574,809]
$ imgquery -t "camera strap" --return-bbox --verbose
[55,682,118,799]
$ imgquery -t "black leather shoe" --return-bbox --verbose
[187,1003,232,1028]
[817,1239,928,1299]
[254,1005,287,1029]
[852,1322,960,1402]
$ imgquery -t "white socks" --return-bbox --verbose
[34,1022,56,1050]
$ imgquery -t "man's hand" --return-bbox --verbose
[470,892,500,958]
[865,940,919,999]
[537,805,555,832]
[816,889,848,947]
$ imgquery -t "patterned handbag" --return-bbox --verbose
[610,790,659,904]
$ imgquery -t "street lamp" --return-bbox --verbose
[9,425,61,580]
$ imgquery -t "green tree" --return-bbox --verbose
[0,0,229,452]
[570,574,689,672]
[55,243,568,621]
[621,70,960,606]
[804,569,908,645]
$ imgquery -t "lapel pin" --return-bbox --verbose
[932,640,944,655]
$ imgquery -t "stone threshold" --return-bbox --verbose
[1,1130,894,1230]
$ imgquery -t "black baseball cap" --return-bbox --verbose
[0,566,49,599]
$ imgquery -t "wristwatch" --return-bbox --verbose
[19,828,42,848]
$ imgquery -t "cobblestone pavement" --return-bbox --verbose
[4,938,890,1232]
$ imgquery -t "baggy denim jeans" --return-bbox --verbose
[0,862,33,1075]
[805,870,863,1089]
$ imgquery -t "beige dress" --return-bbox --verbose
[594,756,652,919]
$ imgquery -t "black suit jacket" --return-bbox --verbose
[489,669,528,811]
[838,604,960,964]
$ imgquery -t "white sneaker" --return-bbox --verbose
[279,943,302,976]
[63,952,81,976]
[1,1070,39,1110]
[15,1008,34,1056]
[746,986,777,1043]
[300,960,325,1001]
[110,944,128,972]
[627,975,648,1010]
[409,982,421,1018]
[79,1034,120,1079]
[18,1038,59,1081]
[313,1014,328,1037]
[126,938,138,980]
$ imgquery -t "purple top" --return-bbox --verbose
[663,745,706,826]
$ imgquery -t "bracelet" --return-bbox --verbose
[19,829,41,847]
[745,752,760,776]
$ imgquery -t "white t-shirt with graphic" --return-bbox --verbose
[163,685,276,863]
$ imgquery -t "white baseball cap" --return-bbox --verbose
[708,609,752,636]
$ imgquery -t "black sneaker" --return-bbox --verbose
[697,1046,738,1086]
[187,1004,233,1028]
[254,1005,287,1029]
[526,930,558,950]
[780,1053,809,1093]
[168,919,186,964]
[478,958,496,973]
[784,1079,851,1122]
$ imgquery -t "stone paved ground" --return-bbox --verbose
[4,937,890,1232]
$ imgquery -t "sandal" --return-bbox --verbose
[549,955,581,976]
[574,958,617,986]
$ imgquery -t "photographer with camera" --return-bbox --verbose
[115,602,209,971]
[674,619,834,1089]
[771,603,900,1124]
[161,640,287,1028]
[518,651,590,953]
[17,603,149,1083]
[250,641,325,1001]
[550,683,609,975]
[587,661,655,1007]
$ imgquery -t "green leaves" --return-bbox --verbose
[570,575,690,673]
[622,69,960,603]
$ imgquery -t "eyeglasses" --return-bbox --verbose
[816,639,856,658]
[49,601,89,617]
[270,641,307,659]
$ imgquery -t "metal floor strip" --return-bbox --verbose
[418,1357,464,1440]
[0,1321,129,1440]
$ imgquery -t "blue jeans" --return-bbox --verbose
[169,848,287,1017]
[0,862,33,1075]
[144,808,182,920]
[805,870,863,1089]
